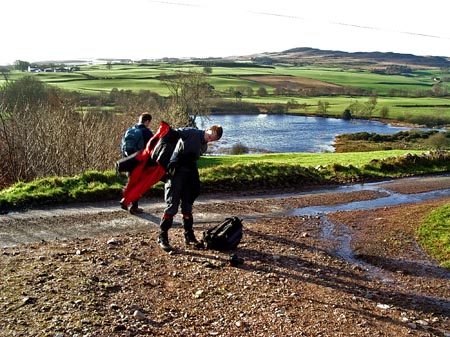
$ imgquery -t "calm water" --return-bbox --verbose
[199,114,426,153]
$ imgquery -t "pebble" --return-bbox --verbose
[133,310,147,321]
[415,319,429,326]
[109,303,121,310]
[22,297,35,305]
[107,238,121,245]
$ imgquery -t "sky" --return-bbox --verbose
[1,0,450,65]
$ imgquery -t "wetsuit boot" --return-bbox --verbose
[183,215,203,248]
[157,216,173,252]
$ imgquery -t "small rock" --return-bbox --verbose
[194,290,204,298]
[364,293,373,299]
[107,238,121,245]
[73,299,83,306]
[202,261,217,268]
[133,310,147,321]
[109,303,121,310]
[22,297,36,305]
[415,319,429,326]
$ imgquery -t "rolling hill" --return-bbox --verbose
[232,47,450,68]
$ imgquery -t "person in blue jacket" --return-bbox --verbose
[157,124,223,252]
[120,112,153,214]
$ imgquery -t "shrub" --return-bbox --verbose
[231,143,249,155]
[342,109,352,120]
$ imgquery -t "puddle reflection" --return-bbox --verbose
[290,188,450,216]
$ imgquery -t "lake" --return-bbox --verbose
[199,114,427,153]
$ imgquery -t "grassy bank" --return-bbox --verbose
[418,205,450,268]
[1,149,443,213]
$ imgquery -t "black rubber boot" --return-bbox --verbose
[157,217,173,252]
[129,201,143,215]
[183,216,203,248]
[120,198,128,211]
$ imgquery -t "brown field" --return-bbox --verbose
[241,75,342,90]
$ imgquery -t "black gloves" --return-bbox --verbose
[166,160,179,176]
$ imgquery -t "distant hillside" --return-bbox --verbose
[233,47,450,69]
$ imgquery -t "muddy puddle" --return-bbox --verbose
[289,187,450,216]
[290,179,450,287]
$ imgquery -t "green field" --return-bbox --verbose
[11,65,445,96]
[3,63,449,120]
[197,150,427,168]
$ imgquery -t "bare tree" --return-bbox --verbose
[257,87,268,97]
[380,105,389,119]
[161,70,214,127]
[364,94,378,117]
[316,100,330,116]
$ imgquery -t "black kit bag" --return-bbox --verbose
[202,217,243,251]
[115,151,141,173]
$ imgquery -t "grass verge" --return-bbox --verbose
[1,150,449,212]
[418,205,450,268]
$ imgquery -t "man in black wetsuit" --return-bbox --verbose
[157,125,223,252]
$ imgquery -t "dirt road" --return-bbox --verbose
[1,175,450,336]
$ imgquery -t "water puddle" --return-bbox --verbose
[320,215,396,283]
[289,188,450,216]
[293,183,450,284]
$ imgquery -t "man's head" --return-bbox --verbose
[139,112,152,127]
[204,125,223,142]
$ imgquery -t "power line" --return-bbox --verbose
[253,11,450,41]
[146,0,450,41]
[146,0,201,8]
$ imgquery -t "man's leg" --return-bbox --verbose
[182,213,200,246]
[129,199,143,214]
[157,177,181,251]
[157,214,173,252]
